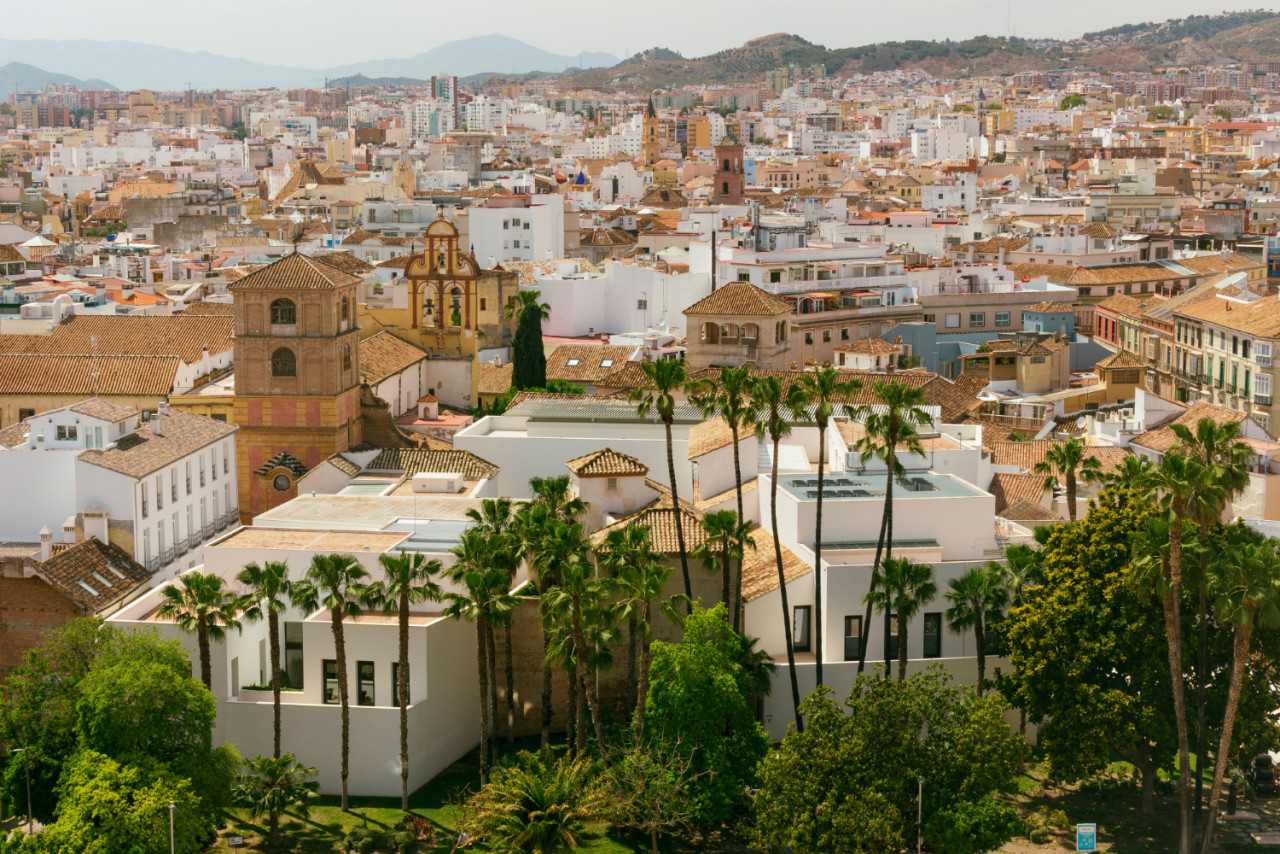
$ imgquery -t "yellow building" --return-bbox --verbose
[642,99,660,167]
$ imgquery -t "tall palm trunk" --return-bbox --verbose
[575,671,588,755]
[540,631,553,758]
[814,421,827,687]
[1196,538,1210,819]
[1200,621,1253,854]
[571,599,608,755]
[634,602,653,745]
[1165,525,1193,854]
[974,614,986,696]
[897,611,908,682]
[504,622,516,744]
[720,540,732,621]
[485,623,499,747]
[197,620,212,690]
[398,591,410,811]
[731,421,746,632]
[565,664,578,756]
[882,448,897,679]
[626,615,638,714]
[1066,470,1078,522]
[665,418,692,612]
[331,610,351,810]
[771,437,804,732]
[268,611,281,758]
[476,621,491,785]
[856,509,890,677]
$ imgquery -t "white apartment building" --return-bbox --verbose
[531,259,711,339]
[466,194,565,265]
[0,400,239,578]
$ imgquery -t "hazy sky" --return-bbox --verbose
[2,0,1270,66]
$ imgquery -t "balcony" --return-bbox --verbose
[1258,394,1273,407]
[768,274,910,295]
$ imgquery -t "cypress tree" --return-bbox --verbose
[506,291,548,390]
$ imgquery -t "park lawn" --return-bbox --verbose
[209,737,646,854]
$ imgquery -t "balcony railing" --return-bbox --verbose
[1258,394,1273,407]
[160,547,174,565]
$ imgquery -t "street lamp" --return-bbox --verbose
[169,800,176,854]
[9,747,31,835]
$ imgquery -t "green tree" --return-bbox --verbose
[848,380,934,678]
[749,374,811,731]
[506,290,550,390]
[631,358,693,609]
[38,751,205,854]
[1200,536,1280,853]
[602,741,707,854]
[236,561,295,758]
[944,564,1008,696]
[689,364,757,630]
[362,550,443,810]
[156,571,242,690]
[864,557,937,681]
[643,604,769,825]
[458,753,603,853]
[466,498,519,744]
[1033,437,1103,523]
[753,671,1022,854]
[797,367,861,685]
[290,553,368,810]
[1059,93,1087,110]
[233,753,319,849]
[690,509,753,623]
[445,530,519,784]
[1150,105,1177,121]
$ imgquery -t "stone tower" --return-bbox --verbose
[641,98,660,168]
[712,134,745,205]
[228,252,364,519]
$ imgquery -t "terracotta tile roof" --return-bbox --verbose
[1096,293,1164,320]
[1024,301,1074,313]
[376,256,410,270]
[357,332,427,386]
[180,302,235,316]
[565,447,649,478]
[688,416,740,459]
[683,282,792,317]
[365,447,499,480]
[1130,402,1251,454]
[0,244,26,264]
[1007,263,1078,285]
[547,345,635,384]
[314,251,375,275]
[323,452,361,477]
[0,421,30,448]
[1173,289,1280,338]
[54,313,233,362]
[342,230,380,244]
[988,472,1046,515]
[1079,222,1119,239]
[695,476,759,512]
[591,480,705,553]
[69,399,136,423]
[0,354,180,397]
[1001,497,1063,522]
[953,373,989,397]
[477,362,514,395]
[740,525,811,603]
[1097,349,1147,370]
[834,337,900,355]
[953,235,1029,254]
[35,537,151,613]
[503,259,604,285]
[75,409,236,478]
[989,439,1131,477]
[229,252,360,292]
[254,451,309,478]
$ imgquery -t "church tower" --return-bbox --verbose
[227,252,363,519]
[641,98,660,168]
[712,134,745,205]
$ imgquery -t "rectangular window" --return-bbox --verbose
[1257,341,1273,366]
[637,298,648,309]
[479,298,487,311]
[923,313,935,323]
[56,425,77,440]
[156,478,164,511]
[141,488,148,519]
[185,462,192,496]
[211,451,217,481]
[805,333,813,345]
[357,661,375,707]
[841,328,849,340]
[945,313,960,329]
[284,623,304,689]
[969,312,985,327]
[223,445,230,474]
[923,613,942,658]
[793,606,812,653]
[822,330,831,342]
[843,615,862,661]
[995,311,1010,327]
[391,662,408,704]
[322,660,339,704]
[607,477,618,491]
[199,458,206,488]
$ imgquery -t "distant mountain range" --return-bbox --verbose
[0,35,617,92]
[0,62,114,98]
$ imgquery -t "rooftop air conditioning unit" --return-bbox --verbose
[412,472,464,494]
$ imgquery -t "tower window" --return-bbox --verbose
[342,344,352,372]
[271,298,296,325]
[341,298,349,323]
[271,347,297,377]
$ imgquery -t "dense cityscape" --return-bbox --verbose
[3,6,1280,853]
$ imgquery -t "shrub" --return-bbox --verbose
[923,796,1023,854]
[343,826,384,854]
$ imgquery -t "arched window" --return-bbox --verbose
[702,322,720,344]
[270,347,297,377]
[723,159,730,171]
[270,298,296,325]
[722,182,730,195]
[341,297,349,323]
[342,343,352,372]
[449,286,462,326]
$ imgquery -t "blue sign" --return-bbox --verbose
[1077,823,1097,852]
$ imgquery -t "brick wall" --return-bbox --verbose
[0,575,83,676]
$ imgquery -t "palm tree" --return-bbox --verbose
[630,358,692,609]
[1033,437,1103,523]
[690,509,755,620]
[233,753,318,849]
[467,498,519,744]
[362,550,443,811]
[529,475,588,524]
[797,367,861,687]
[749,374,811,732]
[445,530,518,785]
[539,520,611,755]
[236,561,294,758]
[848,380,933,678]
[157,571,242,691]
[1170,417,1251,818]
[997,543,1043,763]
[290,553,368,810]
[1200,537,1280,854]
[864,557,936,681]
[598,524,658,714]
[688,364,755,630]
[944,564,1008,696]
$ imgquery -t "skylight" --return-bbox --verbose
[566,358,580,367]
[91,571,114,588]
[106,564,129,580]
[600,359,614,368]
[77,580,99,596]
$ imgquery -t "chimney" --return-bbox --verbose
[61,517,76,544]
[38,527,52,561]
[83,507,109,545]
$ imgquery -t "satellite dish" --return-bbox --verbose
[1076,416,1087,428]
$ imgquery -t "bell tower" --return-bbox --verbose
[228,252,364,519]
[712,134,745,205]
[641,98,660,167]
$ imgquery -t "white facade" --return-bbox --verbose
[532,261,711,339]
[467,196,565,265]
